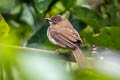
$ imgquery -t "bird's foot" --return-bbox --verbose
[55,49,59,54]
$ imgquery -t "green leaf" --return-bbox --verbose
[70,6,108,29]
[34,0,52,18]
[0,15,9,38]
[7,20,33,46]
[69,14,86,32]
[80,26,120,50]
[61,0,76,9]
[45,1,65,17]
[10,5,22,15]
[20,4,35,26]
[27,21,49,48]
[72,69,115,80]
[107,4,119,26]
[0,0,16,11]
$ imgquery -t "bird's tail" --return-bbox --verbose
[72,47,87,68]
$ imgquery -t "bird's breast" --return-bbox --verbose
[47,28,58,45]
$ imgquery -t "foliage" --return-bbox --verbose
[70,6,108,29]
[81,26,120,50]
[0,15,9,37]
[0,0,120,80]
[72,69,115,80]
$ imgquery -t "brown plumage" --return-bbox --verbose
[46,15,86,68]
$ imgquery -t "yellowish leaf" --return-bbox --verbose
[0,15,10,37]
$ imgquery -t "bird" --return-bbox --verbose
[45,15,86,68]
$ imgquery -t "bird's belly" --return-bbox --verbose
[47,29,58,45]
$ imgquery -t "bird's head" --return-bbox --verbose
[44,15,63,25]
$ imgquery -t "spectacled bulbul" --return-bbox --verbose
[45,15,86,68]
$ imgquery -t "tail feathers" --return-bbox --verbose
[72,47,86,68]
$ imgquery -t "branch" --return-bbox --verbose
[0,44,95,68]
[1,45,119,74]
[3,45,118,68]
[7,45,94,62]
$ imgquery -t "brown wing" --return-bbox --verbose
[49,26,82,49]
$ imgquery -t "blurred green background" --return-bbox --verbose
[0,0,120,80]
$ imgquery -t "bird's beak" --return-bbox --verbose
[44,18,50,22]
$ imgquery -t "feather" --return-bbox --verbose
[72,47,87,68]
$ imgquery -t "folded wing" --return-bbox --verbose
[50,26,82,49]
